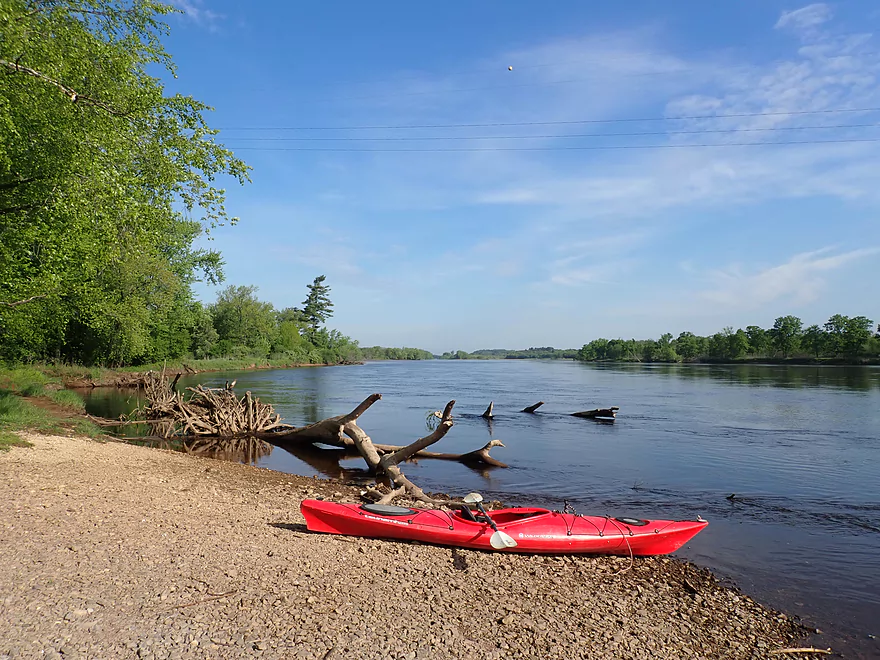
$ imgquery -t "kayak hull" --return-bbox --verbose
[300,500,707,556]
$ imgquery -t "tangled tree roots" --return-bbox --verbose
[134,370,286,438]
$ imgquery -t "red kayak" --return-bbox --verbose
[300,500,708,556]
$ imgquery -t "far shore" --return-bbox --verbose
[56,354,880,390]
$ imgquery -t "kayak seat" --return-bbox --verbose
[459,506,478,522]
[360,503,418,516]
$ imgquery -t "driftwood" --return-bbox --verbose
[131,369,285,438]
[521,401,544,413]
[768,649,832,656]
[379,439,509,468]
[120,372,507,506]
[272,397,507,504]
[571,406,619,419]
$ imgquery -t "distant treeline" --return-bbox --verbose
[360,347,435,360]
[577,314,879,363]
[439,347,579,360]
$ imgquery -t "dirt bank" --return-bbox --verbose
[63,362,346,390]
[1,433,809,659]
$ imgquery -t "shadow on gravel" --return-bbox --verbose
[269,522,310,533]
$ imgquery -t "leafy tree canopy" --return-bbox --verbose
[0,0,249,364]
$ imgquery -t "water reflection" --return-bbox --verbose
[266,440,368,482]
[116,434,273,465]
[183,435,273,465]
[585,363,880,390]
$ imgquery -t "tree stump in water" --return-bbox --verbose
[571,406,619,420]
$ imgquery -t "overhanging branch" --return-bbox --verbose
[1,294,48,308]
[1,58,125,115]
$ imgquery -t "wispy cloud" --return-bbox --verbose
[174,0,224,31]
[775,3,834,35]
[697,246,880,309]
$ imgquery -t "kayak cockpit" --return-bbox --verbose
[452,507,550,526]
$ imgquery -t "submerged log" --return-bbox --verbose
[521,401,544,413]
[571,406,619,419]
[400,439,508,468]
[481,401,494,419]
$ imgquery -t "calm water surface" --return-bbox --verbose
[84,361,880,657]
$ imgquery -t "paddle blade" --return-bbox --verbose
[490,531,518,549]
[463,492,484,504]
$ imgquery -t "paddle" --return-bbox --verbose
[463,492,517,549]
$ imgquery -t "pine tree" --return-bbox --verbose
[301,275,334,333]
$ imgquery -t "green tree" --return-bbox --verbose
[674,331,700,360]
[727,328,749,360]
[823,314,849,356]
[708,332,729,359]
[745,326,768,356]
[841,316,874,358]
[273,321,309,355]
[211,286,276,356]
[605,339,627,361]
[770,315,803,358]
[190,303,218,359]
[0,0,249,364]
[802,325,826,358]
[656,333,679,362]
[300,275,334,335]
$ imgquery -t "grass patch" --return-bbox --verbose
[0,430,31,451]
[0,366,52,394]
[0,387,102,448]
[47,388,86,411]
[0,389,51,428]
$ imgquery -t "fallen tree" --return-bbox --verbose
[94,371,508,506]
[267,396,508,503]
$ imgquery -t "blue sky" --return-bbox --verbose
[166,1,879,352]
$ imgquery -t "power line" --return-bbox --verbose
[226,137,880,152]
[221,122,880,142]
[216,106,880,132]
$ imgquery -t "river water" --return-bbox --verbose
[83,360,880,657]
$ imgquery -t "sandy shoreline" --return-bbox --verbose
[1,433,808,659]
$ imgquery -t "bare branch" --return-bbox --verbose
[339,393,383,424]
[1,294,48,308]
[380,400,455,468]
[0,58,125,115]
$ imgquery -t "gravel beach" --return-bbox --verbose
[1,433,809,659]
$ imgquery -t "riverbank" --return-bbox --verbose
[0,432,812,659]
